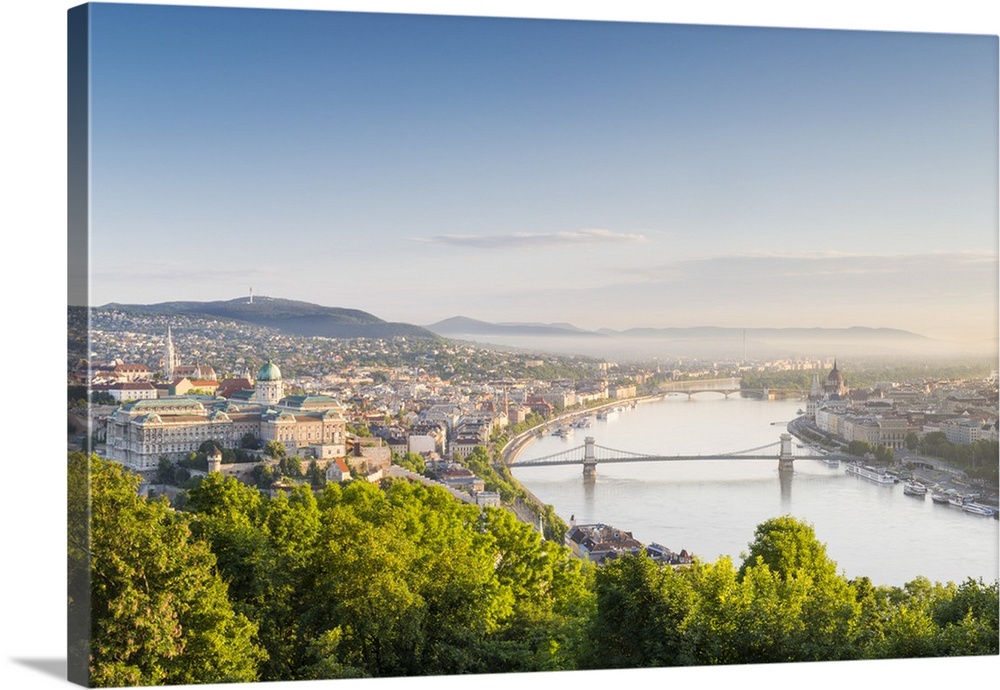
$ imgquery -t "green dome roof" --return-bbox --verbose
[257,360,282,382]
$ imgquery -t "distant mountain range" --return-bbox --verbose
[96,297,983,360]
[427,318,930,344]
[426,316,605,339]
[100,296,439,340]
[423,318,979,360]
[599,325,930,342]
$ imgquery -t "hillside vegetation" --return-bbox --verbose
[70,454,999,685]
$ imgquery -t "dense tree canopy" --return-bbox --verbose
[74,454,265,686]
[74,454,998,686]
[586,515,996,668]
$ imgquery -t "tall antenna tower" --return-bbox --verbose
[249,287,253,304]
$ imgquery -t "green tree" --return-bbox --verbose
[155,456,176,485]
[253,463,277,489]
[264,440,287,459]
[878,602,940,658]
[480,506,594,671]
[735,516,861,661]
[874,444,894,464]
[667,556,741,665]
[241,432,262,449]
[79,454,265,686]
[865,577,1000,660]
[299,482,434,676]
[198,439,223,454]
[393,451,427,474]
[298,479,593,677]
[307,459,325,486]
[847,440,874,458]
[588,551,695,668]
[185,475,325,680]
[279,455,303,478]
[346,423,371,437]
[929,578,999,656]
[919,431,949,458]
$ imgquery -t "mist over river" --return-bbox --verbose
[511,393,999,587]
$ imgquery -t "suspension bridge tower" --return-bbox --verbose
[779,433,795,472]
[583,436,597,478]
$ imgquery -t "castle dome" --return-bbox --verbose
[258,360,282,382]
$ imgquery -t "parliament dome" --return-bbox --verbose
[827,361,844,386]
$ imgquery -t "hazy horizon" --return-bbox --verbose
[91,291,992,342]
[88,292,999,362]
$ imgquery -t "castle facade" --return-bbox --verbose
[106,360,347,472]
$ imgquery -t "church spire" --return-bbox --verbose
[163,326,177,378]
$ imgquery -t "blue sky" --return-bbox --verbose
[83,1,998,344]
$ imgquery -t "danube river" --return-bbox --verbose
[510,392,999,587]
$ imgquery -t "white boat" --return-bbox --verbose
[962,503,996,517]
[948,495,966,508]
[903,481,927,497]
[845,462,897,485]
[930,491,950,504]
[552,426,574,439]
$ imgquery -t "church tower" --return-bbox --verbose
[806,372,823,419]
[163,326,177,379]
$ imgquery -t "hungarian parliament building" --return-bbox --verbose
[106,357,348,473]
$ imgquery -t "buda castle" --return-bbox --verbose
[106,358,348,473]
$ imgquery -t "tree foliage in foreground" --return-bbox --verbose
[75,454,998,686]
[71,453,265,686]
[585,516,998,668]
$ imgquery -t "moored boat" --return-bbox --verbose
[903,481,927,497]
[962,502,996,517]
[845,462,896,485]
[930,491,950,504]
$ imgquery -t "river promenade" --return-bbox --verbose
[501,395,658,466]
[787,416,1000,509]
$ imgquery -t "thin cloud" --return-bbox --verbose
[93,263,280,284]
[624,250,999,281]
[410,228,648,249]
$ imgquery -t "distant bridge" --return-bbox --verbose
[659,388,807,400]
[512,434,851,478]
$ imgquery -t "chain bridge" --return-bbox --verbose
[512,434,850,478]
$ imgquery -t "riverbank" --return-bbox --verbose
[786,416,999,509]
[501,394,661,466]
